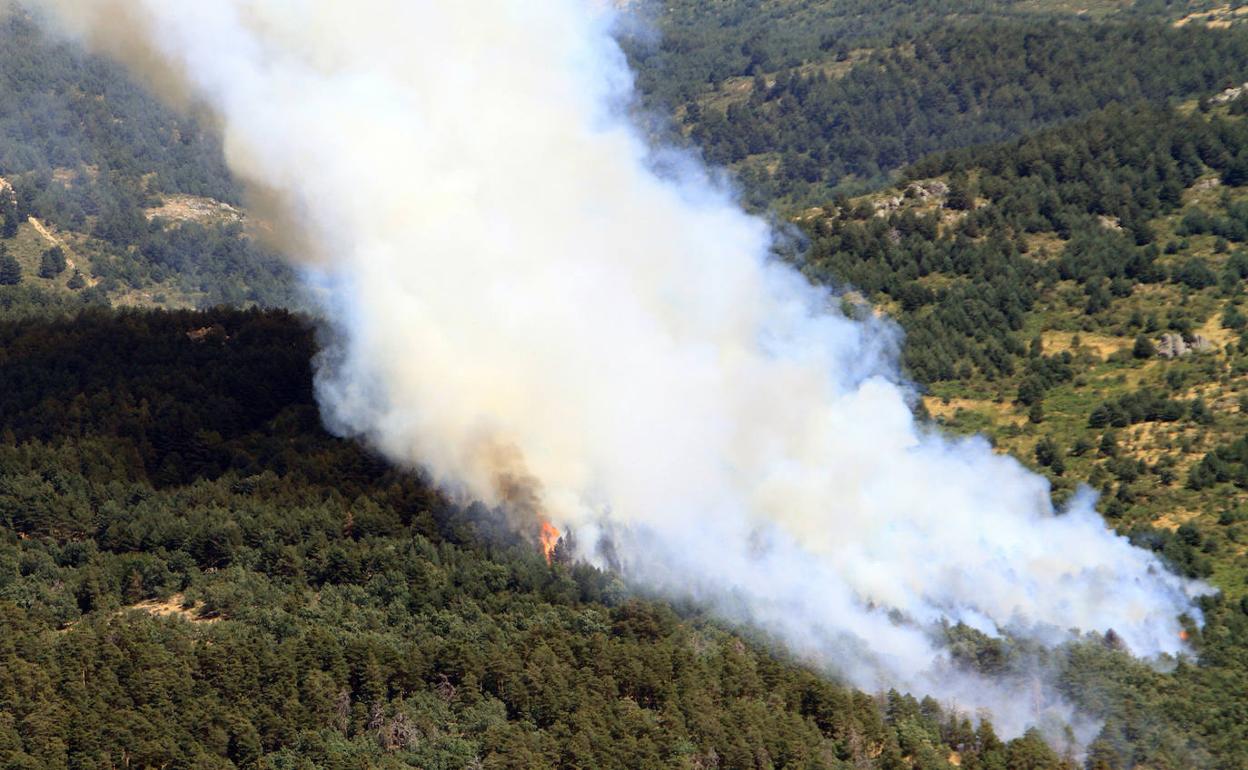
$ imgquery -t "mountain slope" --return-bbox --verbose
[0,308,1082,770]
[629,3,1248,204]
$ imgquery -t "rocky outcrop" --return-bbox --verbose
[1156,332,1215,358]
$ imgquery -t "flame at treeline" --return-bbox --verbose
[540,522,561,564]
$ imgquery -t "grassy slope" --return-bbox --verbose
[818,113,1248,600]
[1,210,222,310]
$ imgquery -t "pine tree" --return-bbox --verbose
[0,249,21,285]
[0,193,18,239]
[1028,401,1045,424]
[946,174,975,211]
[1035,437,1059,467]
[38,246,67,279]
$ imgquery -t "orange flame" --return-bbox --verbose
[1179,629,1190,642]
[539,521,560,564]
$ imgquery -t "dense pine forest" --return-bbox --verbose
[0,310,1069,769]
[1,309,1246,769]
[628,1,1248,204]
[4,1,1248,768]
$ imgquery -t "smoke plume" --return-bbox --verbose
[29,0,1208,737]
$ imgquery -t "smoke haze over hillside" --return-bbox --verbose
[27,0,1209,738]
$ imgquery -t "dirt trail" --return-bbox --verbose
[27,216,80,272]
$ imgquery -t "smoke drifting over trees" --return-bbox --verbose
[25,0,1208,739]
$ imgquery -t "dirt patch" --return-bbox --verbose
[1024,232,1066,259]
[50,165,97,185]
[924,396,1024,426]
[693,50,870,113]
[126,593,220,624]
[1154,508,1201,532]
[1122,422,1179,464]
[1041,331,1129,359]
[1174,5,1245,28]
[1197,313,1235,351]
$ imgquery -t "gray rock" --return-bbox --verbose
[1156,333,1213,358]
[1156,333,1187,358]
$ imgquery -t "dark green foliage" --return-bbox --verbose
[7,306,1242,768]
[800,104,1247,383]
[1,4,1247,767]
[946,174,975,212]
[1028,401,1045,424]
[1177,202,1248,244]
[911,104,1241,244]
[1035,437,1060,468]
[36,246,65,279]
[1127,523,1214,579]
[4,309,1243,763]
[0,190,18,238]
[1189,435,1248,490]
[804,212,1038,382]
[635,8,1248,203]
[1088,389,1189,428]
[0,303,1242,767]
[0,308,1086,769]
[1222,151,1248,187]
[1099,432,1119,458]
[1175,258,1218,290]
[0,249,21,286]
[0,16,296,308]
[0,14,237,203]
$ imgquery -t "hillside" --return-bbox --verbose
[628,1,1248,204]
[2,1,1248,768]
[0,309,1088,770]
[793,100,1248,601]
[0,12,294,314]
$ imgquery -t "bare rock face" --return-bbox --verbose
[903,180,949,200]
[1157,333,1187,358]
[873,195,905,216]
[1189,335,1216,354]
[1211,82,1248,105]
[1156,333,1213,358]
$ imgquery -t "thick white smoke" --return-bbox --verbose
[31,0,1207,737]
